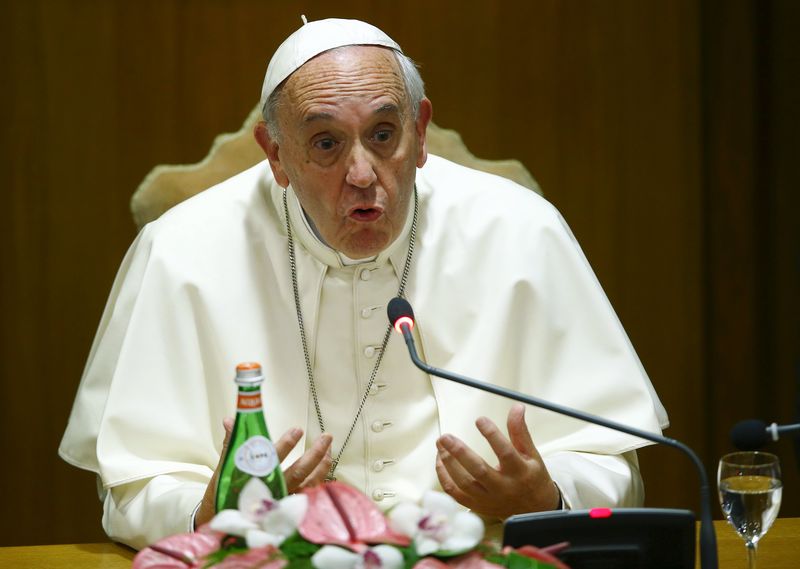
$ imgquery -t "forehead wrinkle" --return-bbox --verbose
[290,46,403,89]
[282,46,409,125]
[291,77,405,108]
[302,103,401,127]
[292,90,406,131]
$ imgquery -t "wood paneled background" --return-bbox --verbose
[1,0,797,546]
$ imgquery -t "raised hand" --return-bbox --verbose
[435,403,559,519]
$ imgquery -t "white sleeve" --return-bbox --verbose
[100,473,208,550]
[545,450,643,509]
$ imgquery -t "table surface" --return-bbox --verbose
[0,518,797,568]
[705,517,799,569]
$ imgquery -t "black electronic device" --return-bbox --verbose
[504,508,695,569]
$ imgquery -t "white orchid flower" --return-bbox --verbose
[210,478,307,548]
[311,544,404,569]
[388,491,484,556]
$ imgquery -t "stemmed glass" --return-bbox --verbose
[717,452,782,569]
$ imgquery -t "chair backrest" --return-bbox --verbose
[130,105,541,230]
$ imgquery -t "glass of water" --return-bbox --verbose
[717,451,782,569]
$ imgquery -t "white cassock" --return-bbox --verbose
[59,154,669,549]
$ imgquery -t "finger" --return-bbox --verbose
[217,417,234,456]
[436,444,488,498]
[506,404,537,458]
[284,433,333,492]
[435,451,456,490]
[475,415,528,476]
[198,417,235,527]
[299,450,333,489]
[436,451,473,508]
[435,450,477,509]
[214,417,236,479]
[274,427,304,462]
[437,434,492,492]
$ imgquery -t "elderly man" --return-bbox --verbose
[60,18,667,549]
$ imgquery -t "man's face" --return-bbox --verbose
[256,46,432,259]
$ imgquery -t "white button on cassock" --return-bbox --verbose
[368,382,387,396]
[360,307,372,319]
[371,489,395,501]
[360,269,371,281]
[364,346,376,358]
[371,420,392,432]
[372,459,394,472]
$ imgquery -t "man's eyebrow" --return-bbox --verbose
[301,103,401,126]
[303,112,334,125]
[375,103,400,115]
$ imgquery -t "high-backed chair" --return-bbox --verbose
[131,105,541,229]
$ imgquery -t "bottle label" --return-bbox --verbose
[234,435,279,476]
[237,392,262,412]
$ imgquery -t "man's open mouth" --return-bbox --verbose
[349,208,383,222]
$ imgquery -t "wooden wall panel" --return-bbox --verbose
[702,0,761,478]
[2,0,794,547]
[701,0,800,519]
[759,0,800,516]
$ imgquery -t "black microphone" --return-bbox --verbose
[387,297,718,569]
[731,419,800,450]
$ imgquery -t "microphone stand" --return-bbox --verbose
[395,322,718,569]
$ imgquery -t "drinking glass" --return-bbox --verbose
[717,451,782,569]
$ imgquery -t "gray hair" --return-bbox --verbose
[262,48,425,141]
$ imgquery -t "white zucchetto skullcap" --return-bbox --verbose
[260,18,403,109]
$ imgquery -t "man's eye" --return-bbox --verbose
[373,129,393,143]
[313,138,337,151]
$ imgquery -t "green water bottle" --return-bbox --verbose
[215,362,287,511]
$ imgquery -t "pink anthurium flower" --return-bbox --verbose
[299,482,410,551]
[132,527,223,568]
[212,546,286,568]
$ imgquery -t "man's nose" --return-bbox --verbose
[345,142,377,189]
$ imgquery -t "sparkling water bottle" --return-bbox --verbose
[215,362,287,511]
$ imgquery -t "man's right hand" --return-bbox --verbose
[194,420,333,528]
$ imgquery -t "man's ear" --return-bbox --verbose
[414,98,433,169]
[254,121,290,188]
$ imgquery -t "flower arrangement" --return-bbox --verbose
[133,480,570,569]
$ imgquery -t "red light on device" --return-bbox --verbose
[589,508,613,519]
[394,316,414,334]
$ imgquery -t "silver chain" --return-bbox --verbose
[283,188,418,480]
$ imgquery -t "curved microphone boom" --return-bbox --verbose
[731,419,800,450]
[386,297,718,569]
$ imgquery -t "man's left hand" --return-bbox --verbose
[435,403,560,519]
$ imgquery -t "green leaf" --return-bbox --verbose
[279,533,321,560]
[284,558,316,569]
[398,544,420,569]
[505,550,549,569]
[201,544,249,568]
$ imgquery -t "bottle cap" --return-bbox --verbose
[235,362,264,385]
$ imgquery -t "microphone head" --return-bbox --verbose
[387,297,415,333]
[731,419,769,450]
